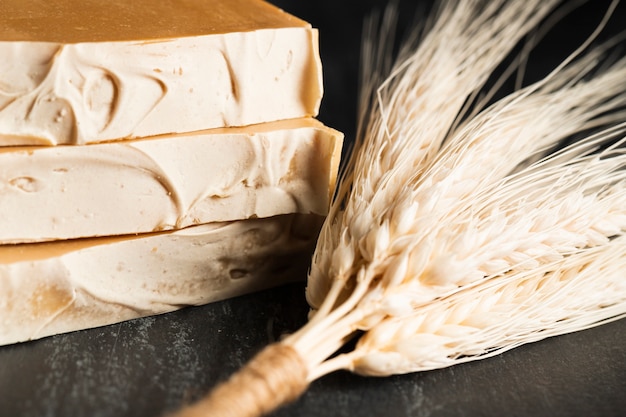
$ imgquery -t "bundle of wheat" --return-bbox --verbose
[170,0,626,416]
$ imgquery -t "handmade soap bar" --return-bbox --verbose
[0,213,323,345]
[0,118,342,243]
[0,0,322,145]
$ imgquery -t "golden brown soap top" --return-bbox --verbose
[0,0,309,43]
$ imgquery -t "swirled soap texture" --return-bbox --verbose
[0,118,342,243]
[0,0,323,145]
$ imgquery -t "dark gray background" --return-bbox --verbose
[1,1,625,417]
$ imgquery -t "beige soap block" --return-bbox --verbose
[0,118,342,243]
[0,0,322,145]
[0,213,323,345]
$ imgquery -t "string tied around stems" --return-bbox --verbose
[171,343,308,417]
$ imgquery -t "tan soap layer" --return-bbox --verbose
[0,0,309,43]
[0,213,323,346]
[0,0,322,145]
[0,118,343,243]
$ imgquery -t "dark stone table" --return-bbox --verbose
[1,1,625,417]
[1,282,625,417]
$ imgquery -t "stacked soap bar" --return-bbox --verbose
[0,0,324,146]
[0,0,343,345]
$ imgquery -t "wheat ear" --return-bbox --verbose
[343,233,626,375]
[168,1,626,416]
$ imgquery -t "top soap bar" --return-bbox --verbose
[0,0,322,145]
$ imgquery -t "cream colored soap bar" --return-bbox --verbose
[0,118,342,243]
[0,213,322,345]
[0,0,322,145]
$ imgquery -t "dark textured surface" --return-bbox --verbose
[1,282,625,417]
[1,1,626,417]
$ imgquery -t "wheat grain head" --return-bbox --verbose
[345,233,626,375]
[307,0,565,312]
[305,1,626,323]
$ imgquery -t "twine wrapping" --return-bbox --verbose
[170,342,308,417]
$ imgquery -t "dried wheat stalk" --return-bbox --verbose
[170,1,626,416]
